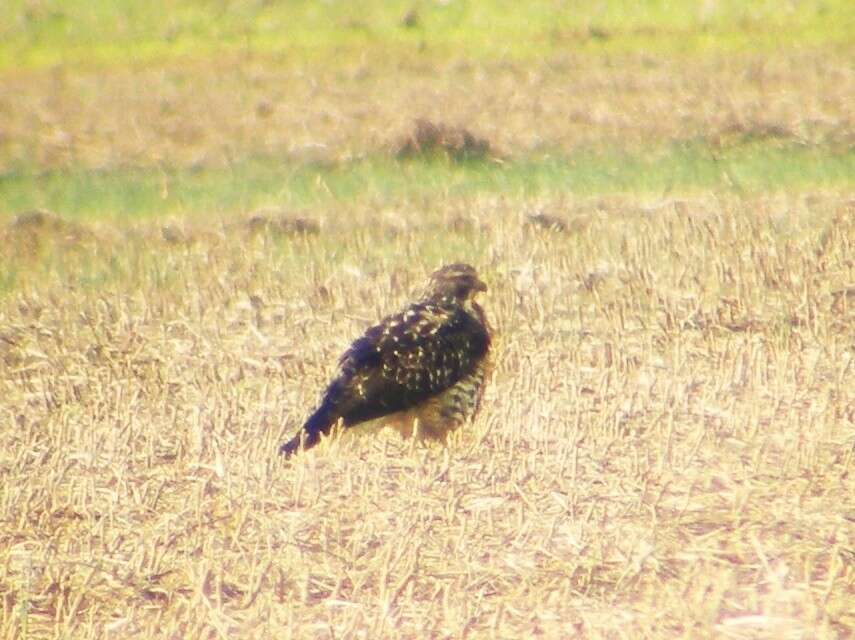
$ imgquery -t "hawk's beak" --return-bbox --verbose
[474,278,488,292]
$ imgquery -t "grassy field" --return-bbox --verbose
[1,1,854,638]
[3,0,853,69]
[2,143,854,222]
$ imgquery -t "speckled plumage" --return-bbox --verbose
[280,264,491,457]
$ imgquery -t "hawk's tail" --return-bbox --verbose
[279,397,338,458]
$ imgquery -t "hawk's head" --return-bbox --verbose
[426,263,487,301]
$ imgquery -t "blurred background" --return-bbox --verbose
[1,0,852,220]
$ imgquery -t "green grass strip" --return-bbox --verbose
[1,142,852,222]
[2,0,853,71]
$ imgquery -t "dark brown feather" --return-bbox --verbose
[280,264,490,457]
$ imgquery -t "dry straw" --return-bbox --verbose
[1,191,853,638]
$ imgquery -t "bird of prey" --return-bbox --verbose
[280,263,491,457]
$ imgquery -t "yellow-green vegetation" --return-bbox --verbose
[2,144,854,222]
[1,1,853,638]
[2,0,854,69]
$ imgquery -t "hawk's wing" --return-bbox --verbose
[332,301,490,425]
[281,300,489,455]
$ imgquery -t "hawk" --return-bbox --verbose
[280,263,491,457]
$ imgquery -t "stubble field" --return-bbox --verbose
[1,1,854,638]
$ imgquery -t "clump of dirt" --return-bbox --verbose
[10,209,72,232]
[243,209,321,237]
[713,117,801,148]
[400,7,420,28]
[1,209,94,260]
[831,285,855,315]
[395,119,492,161]
[447,215,490,233]
[524,211,593,235]
[524,212,569,232]
[161,223,193,245]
